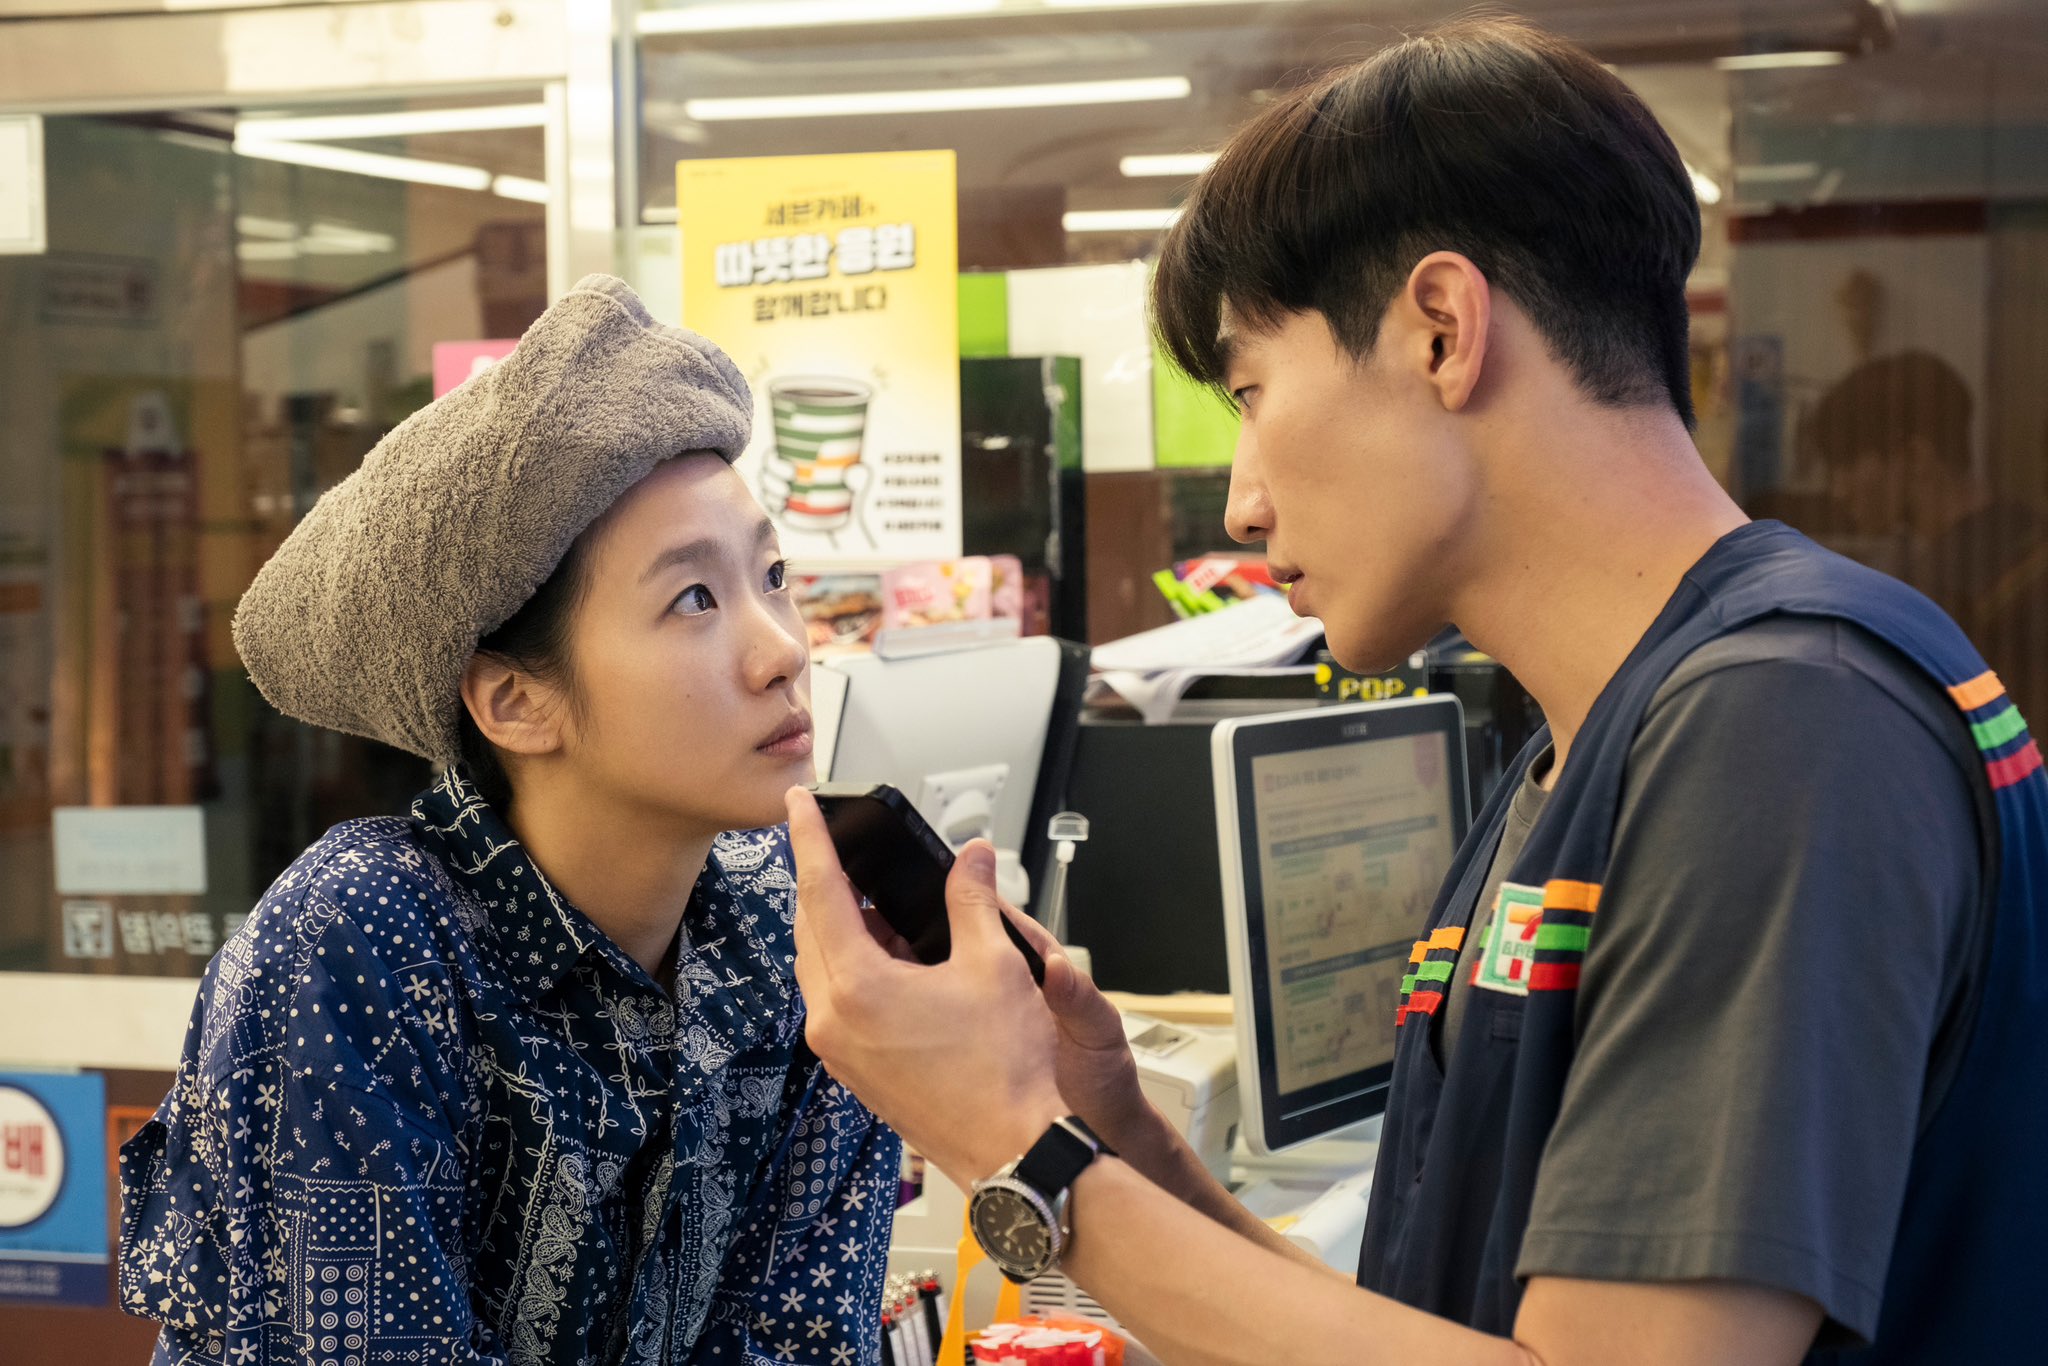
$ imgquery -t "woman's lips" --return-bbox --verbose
[757,715,814,759]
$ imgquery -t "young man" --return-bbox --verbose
[785,17,2048,1366]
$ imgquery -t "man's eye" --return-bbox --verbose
[672,585,717,616]
[765,559,789,593]
[1231,385,1258,412]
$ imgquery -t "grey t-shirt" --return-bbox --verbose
[1432,616,1991,1346]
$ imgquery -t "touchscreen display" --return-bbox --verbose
[1249,732,1458,1097]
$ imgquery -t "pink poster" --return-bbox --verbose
[432,340,519,398]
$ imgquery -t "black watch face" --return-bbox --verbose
[970,1185,1054,1275]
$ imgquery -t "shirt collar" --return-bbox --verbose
[409,771,798,1046]
[411,767,607,1000]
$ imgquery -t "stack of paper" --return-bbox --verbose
[1090,594,1324,724]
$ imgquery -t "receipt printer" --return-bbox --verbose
[1123,1013,1240,1180]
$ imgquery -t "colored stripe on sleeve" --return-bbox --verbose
[1988,740,2045,791]
[1972,703,2030,754]
[1533,923,1591,954]
[1950,670,2006,713]
[1542,880,1602,914]
[1527,961,1582,992]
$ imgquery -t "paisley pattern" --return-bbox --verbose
[118,768,899,1365]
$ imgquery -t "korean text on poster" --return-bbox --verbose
[679,151,962,564]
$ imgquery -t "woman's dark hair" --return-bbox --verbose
[455,539,592,812]
[1153,15,1701,427]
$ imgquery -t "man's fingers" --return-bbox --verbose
[785,787,889,973]
[1040,952,1127,1049]
[1000,901,1060,958]
[997,904,1110,1034]
[860,901,919,964]
[943,840,1013,958]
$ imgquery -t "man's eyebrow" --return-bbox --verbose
[1213,327,1241,379]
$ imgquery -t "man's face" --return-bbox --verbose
[554,452,815,834]
[1220,306,1478,672]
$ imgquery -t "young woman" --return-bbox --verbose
[117,275,898,1366]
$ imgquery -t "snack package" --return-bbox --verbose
[880,556,994,631]
[1175,555,1281,601]
[794,573,883,651]
[970,1316,1125,1366]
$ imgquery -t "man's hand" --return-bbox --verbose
[999,909,1164,1160]
[786,787,1069,1187]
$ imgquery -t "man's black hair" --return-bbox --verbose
[1153,15,1702,428]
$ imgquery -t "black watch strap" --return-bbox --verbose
[1012,1116,1115,1201]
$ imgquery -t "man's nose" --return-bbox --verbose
[1224,429,1271,545]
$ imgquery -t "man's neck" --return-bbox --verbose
[1448,403,1748,783]
[502,773,717,983]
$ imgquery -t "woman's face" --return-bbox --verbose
[553,451,814,834]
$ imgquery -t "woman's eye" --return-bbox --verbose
[765,559,789,593]
[672,584,717,616]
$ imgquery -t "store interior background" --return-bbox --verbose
[1,0,2046,1355]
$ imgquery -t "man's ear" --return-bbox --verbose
[459,654,567,759]
[1388,250,1493,414]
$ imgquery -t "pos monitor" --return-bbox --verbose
[1214,696,1471,1154]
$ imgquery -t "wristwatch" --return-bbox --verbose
[967,1115,1115,1283]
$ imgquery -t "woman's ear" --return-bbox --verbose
[459,654,567,759]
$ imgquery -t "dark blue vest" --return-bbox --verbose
[1357,521,2048,1361]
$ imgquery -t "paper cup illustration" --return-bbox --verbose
[762,376,873,539]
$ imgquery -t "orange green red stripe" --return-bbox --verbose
[1527,880,1602,993]
[1943,672,2041,790]
[1396,926,1467,1025]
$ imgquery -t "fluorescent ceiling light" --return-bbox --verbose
[1120,152,1217,177]
[1045,0,1271,7]
[234,136,494,192]
[1736,161,1821,184]
[237,222,397,261]
[1064,207,1182,232]
[492,175,551,203]
[638,0,1000,34]
[684,75,1191,121]
[235,104,547,143]
[235,214,298,240]
[1714,50,1848,71]
[298,223,397,255]
[1684,162,1723,206]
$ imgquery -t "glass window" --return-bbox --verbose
[631,0,2048,714]
[0,99,548,977]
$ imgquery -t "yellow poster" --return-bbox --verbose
[679,150,960,562]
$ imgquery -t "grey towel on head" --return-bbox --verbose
[232,273,752,763]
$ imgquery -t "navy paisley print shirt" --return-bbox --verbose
[118,769,900,1365]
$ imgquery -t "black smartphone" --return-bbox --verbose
[810,782,1047,985]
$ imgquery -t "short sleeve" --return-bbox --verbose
[1515,628,1983,1346]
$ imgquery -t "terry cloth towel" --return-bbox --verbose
[232,273,752,763]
